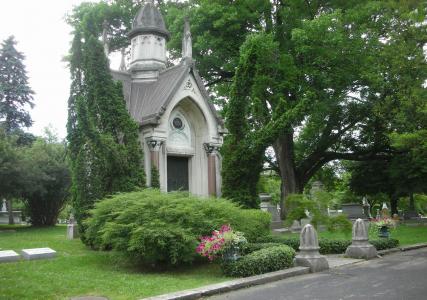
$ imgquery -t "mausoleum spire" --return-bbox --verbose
[182,16,192,61]
[128,0,170,81]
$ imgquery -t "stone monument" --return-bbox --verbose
[259,193,282,229]
[362,196,372,219]
[345,218,377,259]
[295,224,329,272]
[67,214,79,240]
[1,199,6,212]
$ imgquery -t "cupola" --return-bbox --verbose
[128,0,170,82]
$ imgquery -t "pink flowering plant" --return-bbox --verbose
[371,217,396,229]
[196,225,247,261]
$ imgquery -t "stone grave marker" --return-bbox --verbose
[67,213,79,240]
[0,250,20,263]
[345,218,377,259]
[295,224,329,272]
[21,248,56,260]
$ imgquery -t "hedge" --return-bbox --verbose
[84,189,271,267]
[371,238,399,250]
[222,245,295,277]
[257,235,399,254]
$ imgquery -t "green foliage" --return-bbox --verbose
[222,245,295,277]
[84,189,271,267]
[20,134,71,226]
[240,242,283,256]
[371,238,399,251]
[319,239,351,255]
[0,130,24,199]
[285,193,330,228]
[67,16,145,234]
[0,36,34,133]
[327,215,352,236]
[257,175,281,204]
[151,166,160,189]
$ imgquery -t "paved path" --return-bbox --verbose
[206,248,427,300]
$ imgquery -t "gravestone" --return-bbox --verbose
[21,248,56,260]
[290,220,302,233]
[362,197,372,219]
[345,218,377,259]
[67,214,79,240]
[342,203,365,219]
[295,224,329,272]
[0,250,20,263]
[259,194,282,229]
[1,199,6,212]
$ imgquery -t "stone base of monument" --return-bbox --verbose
[21,248,56,260]
[345,243,378,259]
[67,223,79,240]
[295,252,329,273]
[0,250,20,263]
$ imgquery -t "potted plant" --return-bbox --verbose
[371,217,396,238]
[196,224,247,262]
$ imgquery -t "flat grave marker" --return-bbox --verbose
[21,248,56,260]
[0,250,20,263]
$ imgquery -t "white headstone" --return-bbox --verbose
[0,250,20,263]
[1,199,7,212]
[21,248,56,260]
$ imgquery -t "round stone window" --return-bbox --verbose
[172,117,184,130]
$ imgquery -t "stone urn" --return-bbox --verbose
[378,226,390,238]
[222,245,240,262]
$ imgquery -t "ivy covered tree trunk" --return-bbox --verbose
[273,133,303,218]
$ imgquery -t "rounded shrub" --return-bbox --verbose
[222,245,296,277]
[84,189,271,267]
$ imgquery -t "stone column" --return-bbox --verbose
[146,138,164,186]
[204,143,218,197]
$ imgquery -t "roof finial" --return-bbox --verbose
[182,16,192,61]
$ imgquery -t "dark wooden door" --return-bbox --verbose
[167,156,189,192]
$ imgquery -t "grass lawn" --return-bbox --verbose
[0,225,227,300]
[281,224,427,246]
[319,224,427,246]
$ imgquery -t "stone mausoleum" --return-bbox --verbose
[111,0,225,197]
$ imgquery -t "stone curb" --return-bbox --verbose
[377,243,427,256]
[400,243,427,251]
[141,267,310,300]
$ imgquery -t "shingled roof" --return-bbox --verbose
[111,60,222,127]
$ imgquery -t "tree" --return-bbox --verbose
[20,132,71,226]
[0,129,25,224]
[0,36,34,133]
[0,36,35,224]
[67,18,145,237]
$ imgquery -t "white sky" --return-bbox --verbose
[0,0,99,139]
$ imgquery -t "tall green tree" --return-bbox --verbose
[0,36,34,133]
[20,132,71,226]
[67,18,145,237]
[0,36,35,224]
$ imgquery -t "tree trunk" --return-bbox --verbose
[273,132,303,219]
[7,199,14,225]
[390,193,399,216]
